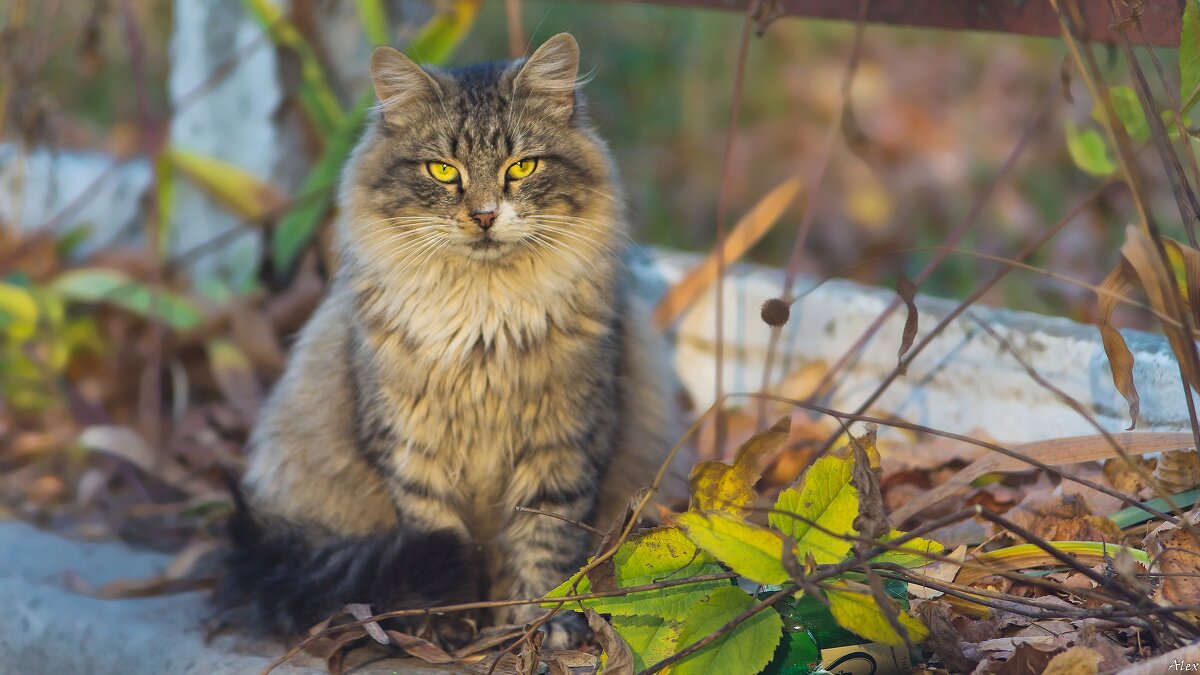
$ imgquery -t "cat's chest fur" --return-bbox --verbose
[349,261,617,501]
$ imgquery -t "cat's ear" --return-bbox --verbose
[513,33,580,120]
[370,46,441,112]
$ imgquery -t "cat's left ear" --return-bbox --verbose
[512,33,579,121]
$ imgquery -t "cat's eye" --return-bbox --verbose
[506,158,538,180]
[427,162,461,183]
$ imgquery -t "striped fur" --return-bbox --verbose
[218,34,689,645]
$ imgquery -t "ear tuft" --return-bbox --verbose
[514,33,580,101]
[370,46,440,111]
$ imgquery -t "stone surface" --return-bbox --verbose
[0,145,151,254]
[167,0,305,291]
[650,249,1195,441]
[0,520,461,674]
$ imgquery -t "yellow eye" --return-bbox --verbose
[506,158,538,180]
[426,162,460,183]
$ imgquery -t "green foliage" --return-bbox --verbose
[548,428,943,674]
[675,511,789,586]
[1064,119,1115,177]
[243,0,343,136]
[610,615,683,672]
[1,260,190,412]
[543,527,726,620]
[1182,0,1200,116]
[771,453,860,565]
[272,96,371,272]
[671,586,782,675]
[52,269,203,330]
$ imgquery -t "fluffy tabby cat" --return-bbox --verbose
[215,34,686,648]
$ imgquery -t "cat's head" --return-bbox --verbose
[339,33,621,278]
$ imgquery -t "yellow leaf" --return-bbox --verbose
[689,416,790,516]
[676,511,789,586]
[825,579,929,646]
[165,147,286,220]
[0,282,38,341]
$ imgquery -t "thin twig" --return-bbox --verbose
[756,0,872,425]
[808,178,1116,459]
[514,506,603,537]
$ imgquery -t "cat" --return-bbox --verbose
[215,33,688,650]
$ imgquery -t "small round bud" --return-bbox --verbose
[760,297,790,328]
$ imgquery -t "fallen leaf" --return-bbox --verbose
[585,609,634,675]
[892,432,1194,523]
[896,276,918,375]
[346,603,389,645]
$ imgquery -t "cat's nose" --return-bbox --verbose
[470,210,497,230]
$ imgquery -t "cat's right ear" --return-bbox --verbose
[370,47,441,112]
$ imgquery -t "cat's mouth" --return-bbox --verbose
[469,236,503,251]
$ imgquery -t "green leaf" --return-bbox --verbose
[52,269,204,330]
[0,281,38,341]
[1183,0,1200,115]
[770,453,859,565]
[672,586,783,675]
[243,0,343,136]
[610,615,682,672]
[872,532,945,568]
[404,0,482,65]
[676,511,790,586]
[825,580,929,646]
[355,0,391,46]
[543,527,726,620]
[1065,120,1116,177]
[272,93,370,272]
[1097,86,1149,144]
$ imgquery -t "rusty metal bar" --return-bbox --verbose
[599,0,1184,47]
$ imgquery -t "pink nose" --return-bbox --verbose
[471,211,497,230]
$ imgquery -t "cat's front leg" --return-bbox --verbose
[493,447,600,649]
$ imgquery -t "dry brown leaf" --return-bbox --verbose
[516,629,543,675]
[1120,226,1200,400]
[891,432,1194,523]
[386,630,457,664]
[584,609,633,675]
[1096,264,1139,429]
[1145,513,1200,622]
[917,600,978,672]
[653,174,804,329]
[1103,456,1154,497]
[1042,646,1101,675]
[689,416,791,515]
[910,544,967,600]
[230,297,287,375]
[896,275,918,375]
[206,338,264,419]
[987,640,1064,675]
[78,425,208,495]
[851,435,889,545]
[1152,449,1200,494]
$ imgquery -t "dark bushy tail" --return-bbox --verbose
[214,484,479,636]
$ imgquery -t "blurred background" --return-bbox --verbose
[0,0,1183,545]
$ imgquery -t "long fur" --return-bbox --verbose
[214,482,479,636]
[219,33,691,642]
